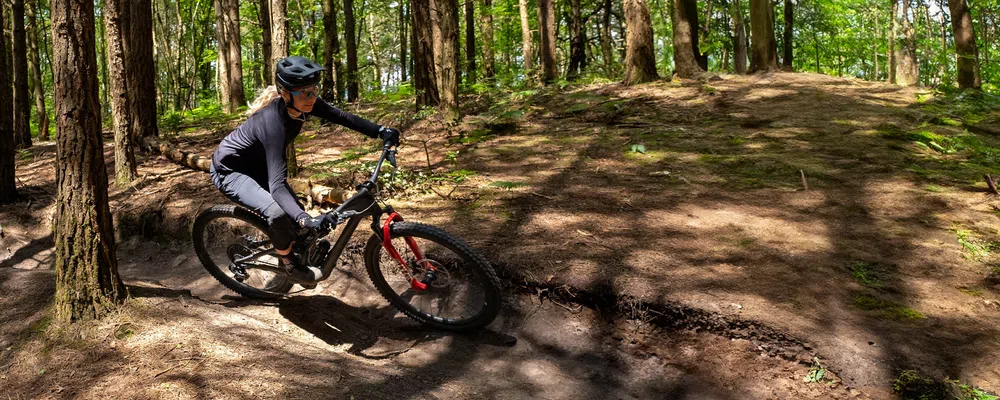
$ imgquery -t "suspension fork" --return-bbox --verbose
[379,211,436,291]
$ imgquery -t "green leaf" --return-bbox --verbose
[630,144,647,154]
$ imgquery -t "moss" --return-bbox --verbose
[853,294,925,320]
[893,370,951,400]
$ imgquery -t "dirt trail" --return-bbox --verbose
[1,244,856,399]
[2,72,999,398]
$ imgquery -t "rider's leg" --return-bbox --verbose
[213,171,296,245]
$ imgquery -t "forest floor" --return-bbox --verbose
[3,72,1000,399]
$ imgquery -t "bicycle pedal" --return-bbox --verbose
[229,264,250,281]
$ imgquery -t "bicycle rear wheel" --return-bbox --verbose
[364,222,501,331]
[192,205,293,299]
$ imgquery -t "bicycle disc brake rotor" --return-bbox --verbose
[407,258,452,289]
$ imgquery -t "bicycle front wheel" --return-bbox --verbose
[364,222,501,331]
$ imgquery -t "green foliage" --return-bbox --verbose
[893,370,998,400]
[803,360,827,383]
[955,230,996,261]
[853,294,925,320]
[449,129,495,145]
[158,103,238,132]
[850,261,890,288]
[488,180,529,190]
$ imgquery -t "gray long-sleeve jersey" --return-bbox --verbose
[211,97,381,222]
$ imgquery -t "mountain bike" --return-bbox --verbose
[191,141,501,331]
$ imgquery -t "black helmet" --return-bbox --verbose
[275,56,326,89]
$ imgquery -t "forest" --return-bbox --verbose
[1,0,1000,398]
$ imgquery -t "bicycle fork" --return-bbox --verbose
[380,211,437,291]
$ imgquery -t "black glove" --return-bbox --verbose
[298,213,338,230]
[379,126,401,146]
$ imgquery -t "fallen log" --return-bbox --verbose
[141,138,347,207]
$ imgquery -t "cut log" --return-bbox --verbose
[141,138,347,207]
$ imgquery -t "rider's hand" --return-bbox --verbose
[379,126,401,147]
[298,213,337,230]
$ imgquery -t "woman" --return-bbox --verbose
[210,56,400,283]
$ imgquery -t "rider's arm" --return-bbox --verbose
[310,97,382,138]
[261,121,309,222]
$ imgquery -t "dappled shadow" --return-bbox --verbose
[0,233,53,269]
[409,73,1000,393]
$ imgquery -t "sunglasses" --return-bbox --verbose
[289,86,320,99]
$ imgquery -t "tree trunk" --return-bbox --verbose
[96,3,110,112]
[464,0,476,84]
[624,0,658,84]
[270,0,289,81]
[947,0,980,89]
[51,0,127,323]
[214,0,245,113]
[686,0,707,69]
[259,0,272,83]
[0,0,15,202]
[518,0,535,82]
[268,0,295,174]
[104,0,138,187]
[600,0,614,76]
[567,0,585,80]
[889,0,896,83]
[782,0,792,69]
[436,0,460,120]
[672,0,703,78]
[731,0,748,73]
[875,8,880,79]
[537,0,556,84]
[480,0,495,80]
[400,1,408,82]
[894,0,918,86]
[412,0,439,107]
[127,0,159,142]
[748,0,778,73]
[12,0,31,148]
[26,0,48,140]
[343,0,358,101]
[322,0,340,101]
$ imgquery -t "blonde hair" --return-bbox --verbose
[246,85,283,117]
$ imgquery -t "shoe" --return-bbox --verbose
[278,253,322,286]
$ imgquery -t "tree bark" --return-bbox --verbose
[518,0,535,82]
[748,0,778,73]
[436,0,460,120]
[567,0,585,80]
[412,0,439,107]
[343,0,358,101]
[26,0,48,140]
[12,0,31,148]
[259,0,272,83]
[322,0,341,101]
[731,0,747,73]
[270,0,289,81]
[400,1,408,82]
[894,0,919,86]
[480,0,495,80]
[0,0,15,202]
[104,0,138,187]
[889,0,896,83]
[672,0,703,78]
[782,0,792,69]
[127,0,159,141]
[624,0,658,84]
[600,0,614,76]
[947,0,981,89]
[464,0,476,84]
[874,7,880,79]
[51,0,127,323]
[537,0,557,84]
[214,0,246,113]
